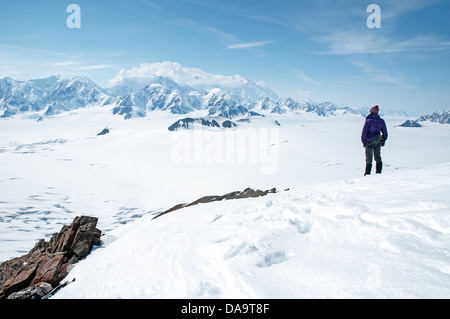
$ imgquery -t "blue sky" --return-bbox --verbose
[1,0,449,115]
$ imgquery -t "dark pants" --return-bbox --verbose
[365,136,382,165]
[366,137,381,165]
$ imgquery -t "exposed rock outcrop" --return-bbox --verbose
[0,216,101,299]
[168,118,221,131]
[97,127,110,136]
[153,188,277,220]
[397,120,422,127]
[222,120,237,128]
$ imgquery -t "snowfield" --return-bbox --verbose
[1,107,450,298]
[54,163,450,299]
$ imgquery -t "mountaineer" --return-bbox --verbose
[361,105,388,176]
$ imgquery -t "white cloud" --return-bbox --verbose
[296,70,321,86]
[109,61,248,88]
[0,42,66,57]
[77,64,113,70]
[50,61,78,67]
[227,41,275,50]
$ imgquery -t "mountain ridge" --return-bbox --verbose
[417,109,450,124]
[0,65,410,120]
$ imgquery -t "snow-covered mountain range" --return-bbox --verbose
[0,62,381,120]
[10,61,450,122]
[5,68,450,122]
[417,109,450,124]
[0,76,111,119]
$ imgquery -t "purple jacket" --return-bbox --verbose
[361,113,388,146]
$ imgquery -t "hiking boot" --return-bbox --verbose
[364,164,372,176]
[376,162,383,174]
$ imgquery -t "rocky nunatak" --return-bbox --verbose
[0,216,101,299]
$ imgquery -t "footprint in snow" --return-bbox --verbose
[210,214,223,223]
[288,219,312,234]
[256,250,289,268]
[224,242,257,260]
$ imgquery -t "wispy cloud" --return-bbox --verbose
[296,70,321,86]
[47,61,113,71]
[348,57,416,89]
[171,18,238,46]
[317,32,450,55]
[171,18,275,54]
[76,64,113,71]
[182,0,289,27]
[381,0,445,20]
[140,0,165,12]
[0,42,67,57]
[50,61,78,67]
[227,41,274,50]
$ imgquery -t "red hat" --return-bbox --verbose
[370,105,379,114]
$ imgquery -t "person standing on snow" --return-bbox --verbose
[361,105,388,176]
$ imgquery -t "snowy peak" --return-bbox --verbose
[112,80,202,119]
[417,109,450,124]
[397,119,422,127]
[203,88,248,118]
[49,77,107,103]
[0,76,110,118]
[109,75,199,97]
[253,97,277,112]
[111,61,248,91]
[110,61,278,101]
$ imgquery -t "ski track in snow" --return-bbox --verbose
[1,109,450,298]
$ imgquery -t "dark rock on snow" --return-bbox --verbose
[153,187,277,220]
[168,117,239,131]
[168,118,221,131]
[97,127,110,136]
[222,120,237,128]
[0,216,101,299]
[397,120,421,127]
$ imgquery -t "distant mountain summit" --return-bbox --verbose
[109,61,279,101]
[417,109,450,124]
[0,76,110,118]
[397,120,422,127]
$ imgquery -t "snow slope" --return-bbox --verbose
[54,163,450,299]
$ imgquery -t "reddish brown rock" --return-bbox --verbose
[0,215,101,299]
